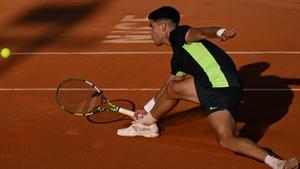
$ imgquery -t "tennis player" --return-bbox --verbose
[117,6,298,169]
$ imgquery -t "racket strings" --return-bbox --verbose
[57,80,102,114]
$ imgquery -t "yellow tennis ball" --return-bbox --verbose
[1,48,11,58]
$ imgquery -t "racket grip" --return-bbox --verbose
[118,107,135,117]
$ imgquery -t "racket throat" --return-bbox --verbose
[107,101,120,112]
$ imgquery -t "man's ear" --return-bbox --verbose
[161,23,167,31]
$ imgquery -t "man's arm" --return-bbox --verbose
[185,27,236,42]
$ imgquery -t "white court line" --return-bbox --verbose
[11,51,300,55]
[0,88,159,91]
[0,88,300,91]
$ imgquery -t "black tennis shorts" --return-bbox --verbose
[194,79,243,121]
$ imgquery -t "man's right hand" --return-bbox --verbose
[133,109,148,121]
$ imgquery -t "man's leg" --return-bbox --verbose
[118,77,299,168]
[208,110,298,169]
[150,76,200,120]
[117,76,199,137]
[208,110,268,160]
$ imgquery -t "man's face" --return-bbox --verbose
[149,20,165,46]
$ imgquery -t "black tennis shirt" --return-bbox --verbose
[169,25,242,89]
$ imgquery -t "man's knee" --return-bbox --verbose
[218,136,238,152]
[167,81,181,99]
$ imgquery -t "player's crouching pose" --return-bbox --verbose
[117,6,298,169]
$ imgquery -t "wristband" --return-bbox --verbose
[144,98,155,113]
[216,28,226,37]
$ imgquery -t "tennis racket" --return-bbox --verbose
[87,99,135,124]
[56,78,135,118]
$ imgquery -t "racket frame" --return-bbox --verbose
[56,78,135,117]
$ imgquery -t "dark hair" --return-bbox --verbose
[148,6,180,26]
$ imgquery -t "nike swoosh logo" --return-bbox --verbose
[209,107,218,110]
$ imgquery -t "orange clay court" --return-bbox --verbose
[0,0,299,169]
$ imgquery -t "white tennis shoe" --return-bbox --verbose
[117,122,159,138]
[279,158,299,169]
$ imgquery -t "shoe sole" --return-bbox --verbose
[117,132,159,138]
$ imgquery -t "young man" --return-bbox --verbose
[117,6,298,169]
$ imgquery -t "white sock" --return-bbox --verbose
[138,112,157,125]
[265,155,285,169]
